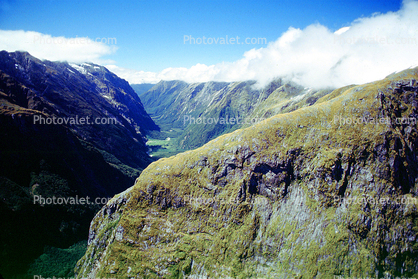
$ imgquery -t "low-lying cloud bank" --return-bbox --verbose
[110,0,418,88]
[0,30,118,64]
[1,0,418,88]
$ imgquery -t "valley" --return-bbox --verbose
[0,50,416,278]
[2,1,418,278]
[77,68,418,278]
[0,51,158,278]
[135,79,334,159]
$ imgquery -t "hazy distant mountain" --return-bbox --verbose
[131,83,155,97]
[77,67,418,278]
[141,79,332,150]
[0,51,159,277]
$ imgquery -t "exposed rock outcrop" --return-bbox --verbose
[0,51,159,277]
[76,68,418,278]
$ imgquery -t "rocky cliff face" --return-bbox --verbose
[75,69,418,278]
[0,51,159,278]
[0,51,159,171]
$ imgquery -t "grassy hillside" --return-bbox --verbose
[76,69,418,278]
[140,79,333,157]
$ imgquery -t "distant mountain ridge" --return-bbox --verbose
[0,51,159,278]
[76,67,418,278]
[0,51,159,172]
[131,83,155,97]
[140,79,333,150]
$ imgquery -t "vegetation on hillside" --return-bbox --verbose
[77,68,418,278]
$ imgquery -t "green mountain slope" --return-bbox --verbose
[76,68,418,278]
[131,83,156,97]
[140,79,333,153]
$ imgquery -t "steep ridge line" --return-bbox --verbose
[76,68,418,278]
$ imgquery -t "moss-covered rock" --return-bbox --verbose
[76,68,418,278]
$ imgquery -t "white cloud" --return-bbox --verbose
[0,30,117,64]
[105,65,161,84]
[111,0,418,88]
[2,0,418,88]
[105,63,219,84]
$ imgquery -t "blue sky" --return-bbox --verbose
[1,0,417,87]
[1,0,401,70]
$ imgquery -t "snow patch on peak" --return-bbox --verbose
[69,63,87,74]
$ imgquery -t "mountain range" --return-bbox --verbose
[77,68,418,278]
[1,50,417,278]
[0,51,158,278]
[137,79,333,155]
